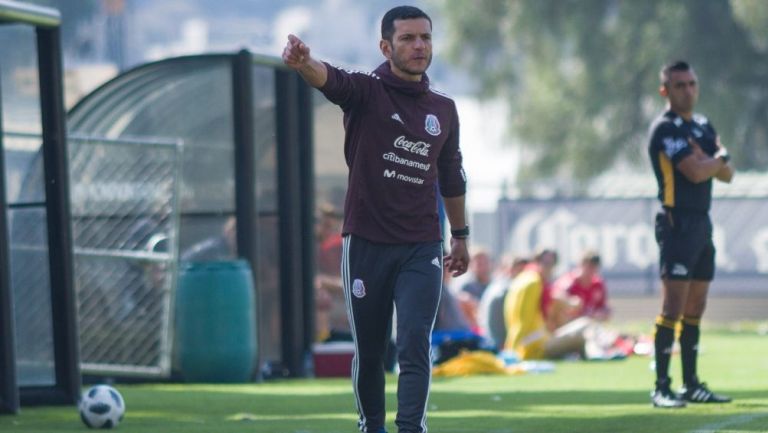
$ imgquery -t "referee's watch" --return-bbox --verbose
[451,225,470,239]
[718,153,731,164]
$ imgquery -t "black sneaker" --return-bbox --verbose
[651,378,686,408]
[680,380,732,403]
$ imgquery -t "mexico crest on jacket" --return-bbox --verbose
[424,114,441,136]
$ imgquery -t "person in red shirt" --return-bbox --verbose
[314,203,346,342]
[548,251,610,330]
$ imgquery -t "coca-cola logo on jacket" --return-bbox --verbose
[393,136,431,157]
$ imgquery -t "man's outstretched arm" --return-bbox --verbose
[282,34,328,88]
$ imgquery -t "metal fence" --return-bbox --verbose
[3,131,56,386]
[68,134,182,376]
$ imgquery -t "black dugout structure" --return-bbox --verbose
[67,51,316,379]
[0,0,79,413]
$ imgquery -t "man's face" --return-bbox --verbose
[381,17,432,80]
[471,252,493,282]
[510,262,526,278]
[539,252,558,280]
[315,215,341,239]
[581,261,600,279]
[663,69,698,114]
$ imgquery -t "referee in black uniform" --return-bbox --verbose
[648,61,734,408]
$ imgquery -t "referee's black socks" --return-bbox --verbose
[654,315,677,386]
[680,316,701,386]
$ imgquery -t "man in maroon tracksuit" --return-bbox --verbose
[283,6,469,433]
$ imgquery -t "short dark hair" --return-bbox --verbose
[581,250,601,266]
[381,6,432,42]
[660,60,692,85]
[534,248,558,265]
[511,256,530,268]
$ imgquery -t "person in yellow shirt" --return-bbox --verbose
[503,249,590,360]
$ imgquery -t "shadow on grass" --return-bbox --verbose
[427,389,768,433]
[123,385,768,431]
[4,385,766,433]
[431,389,768,407]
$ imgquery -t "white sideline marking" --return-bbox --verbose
[689,412,768,433]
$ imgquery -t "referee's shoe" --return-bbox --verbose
[679,377,732,404]
[652,378,686,408]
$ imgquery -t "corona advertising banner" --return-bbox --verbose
[496,198,768,295]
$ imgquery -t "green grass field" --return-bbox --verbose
[4,328,767,433]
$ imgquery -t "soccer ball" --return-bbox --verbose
[79,385,125,429]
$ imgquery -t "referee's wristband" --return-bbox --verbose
[451,226,470,239]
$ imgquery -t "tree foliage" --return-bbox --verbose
[439,0,768,185]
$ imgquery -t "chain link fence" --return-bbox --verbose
[69,134,182,377]
[3,131,56,385]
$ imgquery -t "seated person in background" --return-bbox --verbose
[433,266,482,364]
[453,248,494,333]
[504,249,592,360]
[459,248,494,299]
[477,254,529,350]
[435,266,473,333]
[313,203,347,342]
[181,217,237,262]
[548,250,611,330]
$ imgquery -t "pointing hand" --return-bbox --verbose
[282,34,311,69]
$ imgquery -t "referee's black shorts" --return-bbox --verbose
[654,209,715,281]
